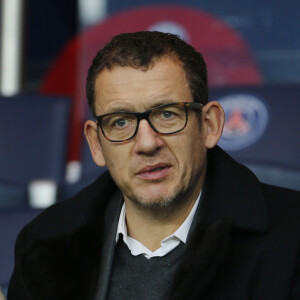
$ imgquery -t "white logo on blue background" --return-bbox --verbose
[218,94,269,151]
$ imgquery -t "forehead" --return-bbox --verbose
[94,58,192,114]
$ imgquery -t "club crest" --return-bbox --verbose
[218,94,269,151]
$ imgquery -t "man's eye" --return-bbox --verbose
[112,118,129,128]
[160,110,174,119]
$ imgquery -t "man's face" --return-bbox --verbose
[90,58,208,209]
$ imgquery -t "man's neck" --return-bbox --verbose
[124,191,201,252]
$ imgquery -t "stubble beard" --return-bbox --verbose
[124,165,203,218]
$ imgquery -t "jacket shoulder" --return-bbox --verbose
[261,183,300,205]
[261,183,300,229]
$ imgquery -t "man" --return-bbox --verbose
[8,32,300,300]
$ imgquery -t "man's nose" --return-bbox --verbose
[133,119,164,155]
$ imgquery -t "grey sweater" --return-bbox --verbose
[106,238,185,300]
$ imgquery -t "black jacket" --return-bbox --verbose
[8,147,300,300]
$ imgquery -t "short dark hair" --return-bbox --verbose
[86,31,208,117]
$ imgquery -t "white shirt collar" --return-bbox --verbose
[116,192,201,259]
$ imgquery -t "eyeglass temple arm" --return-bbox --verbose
[186,102,203,110]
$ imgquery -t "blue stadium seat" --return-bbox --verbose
[0,95,70,207]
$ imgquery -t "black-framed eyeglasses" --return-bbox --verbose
[96,102,203,142]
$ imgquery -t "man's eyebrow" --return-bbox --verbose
[107,105,136,113]
[109,108,131,113]
[106,100,176,113]
[148,100,177,109]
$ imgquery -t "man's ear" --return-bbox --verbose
[201,101,225,149]
[84,120,107,166]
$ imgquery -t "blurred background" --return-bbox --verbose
[0,0,300,295]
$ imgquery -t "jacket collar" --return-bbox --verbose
[198,146,268,232]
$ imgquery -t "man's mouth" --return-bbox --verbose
[137,164,172,180]
[149,167,164,172]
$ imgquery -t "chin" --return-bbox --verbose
[128,183,188,210]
